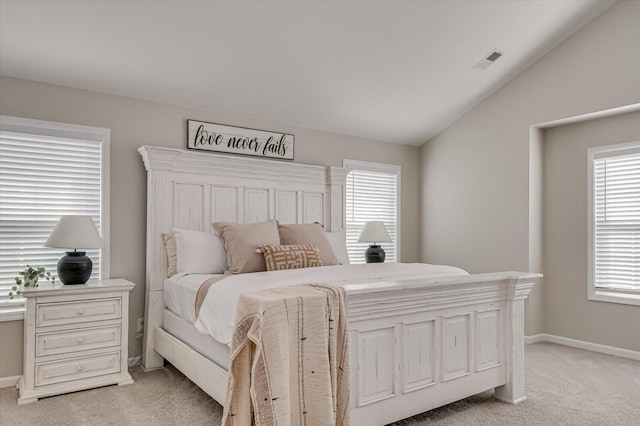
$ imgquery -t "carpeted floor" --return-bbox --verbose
[1,342,638,425]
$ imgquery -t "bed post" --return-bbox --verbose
[139,146,173,370]
[328,167,348,232]
[494,276,535,404]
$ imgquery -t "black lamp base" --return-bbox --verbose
[365,245,386,263]
[58,251,92,285]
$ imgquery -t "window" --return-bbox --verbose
[588,141,640,306]
[344,159,400,264]
[0,116,110,320]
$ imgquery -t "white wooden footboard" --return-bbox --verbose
[345,271,539,425]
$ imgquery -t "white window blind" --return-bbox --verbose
[593,148,640,294]
[344,161,400,264]
[0,131,103,312]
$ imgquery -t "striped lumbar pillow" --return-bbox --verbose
[259,244,323,271]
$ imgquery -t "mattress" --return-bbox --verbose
[164,273,224,324]
[163,309,230,370]
[195,262,468,345]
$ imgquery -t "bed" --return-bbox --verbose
[139,145,540,425]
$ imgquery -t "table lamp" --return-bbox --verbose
[358,221,391,263]
[44,215,104,284]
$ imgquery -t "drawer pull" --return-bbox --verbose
[77,365,84,372]
[77,309,85,315]
[77,337,85,344]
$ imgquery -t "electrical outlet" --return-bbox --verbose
[136,318,144,334]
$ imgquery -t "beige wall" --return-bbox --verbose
[543,111,640,352]
[0,320,22,377]
[420,0,640,340]
[0,76,420,377]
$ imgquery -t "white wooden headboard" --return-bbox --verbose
[138,145,348,367]
[139,145,348,291]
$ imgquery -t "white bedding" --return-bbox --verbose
[164,273,225,324]
[194,262,467,346]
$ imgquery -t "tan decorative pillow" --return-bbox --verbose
[212,220,280,274]
[260,244,323,271]
[162,233,177,277]
[278,223,340,266]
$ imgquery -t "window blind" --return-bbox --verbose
[345,167,398,264]
[593,151,640,292]
[0,131,102,310]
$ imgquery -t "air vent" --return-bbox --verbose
[486,51,502,62]
[473,49,503,71]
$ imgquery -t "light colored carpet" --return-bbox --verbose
[1,342,638,425]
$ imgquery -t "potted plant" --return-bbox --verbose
[9,265,56,299]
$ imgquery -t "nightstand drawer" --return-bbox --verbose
[36,325,121,357]
[35,352,121,387]
[36,298,121,327]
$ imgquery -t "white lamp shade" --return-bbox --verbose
[358,221,392,243]
[45,215,104,249]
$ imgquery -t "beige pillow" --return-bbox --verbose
[259,244,323,271]
[278,222,340,266]
[213,220,280,274]
[162,233,177,277]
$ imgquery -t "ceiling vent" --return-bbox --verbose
[473,49,503,71]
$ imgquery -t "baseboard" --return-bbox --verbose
[525,333,640,361]
[524,334,545,344]
[0,375,20,389]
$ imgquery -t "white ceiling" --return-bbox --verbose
[0,1,615,146]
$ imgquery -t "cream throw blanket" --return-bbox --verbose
[222,284,349,426]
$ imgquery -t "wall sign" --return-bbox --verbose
[187,120,294,160]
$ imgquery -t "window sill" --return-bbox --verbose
[588,290,640,307]
[0,308,25,322]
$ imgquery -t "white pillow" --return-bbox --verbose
[325,231,350,265]
[173,228,228,274]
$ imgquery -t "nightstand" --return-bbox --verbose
[17,279,135,404]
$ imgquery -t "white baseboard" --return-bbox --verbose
[524,334,546,344]
[525,333,640,361]
[0,375,20,389]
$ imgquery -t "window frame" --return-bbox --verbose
[343,159,401,263]
[0,115,111,321]
[587,140,640,306]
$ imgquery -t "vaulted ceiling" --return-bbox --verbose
[0,0,616,146]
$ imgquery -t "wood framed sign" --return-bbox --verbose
[187,120,294,160]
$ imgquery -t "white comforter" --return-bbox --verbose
[194,262,467,345]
